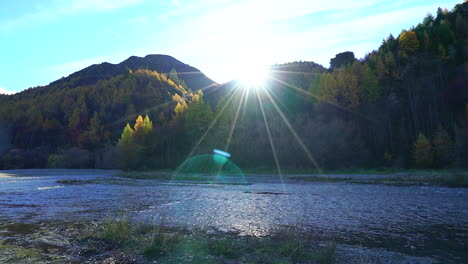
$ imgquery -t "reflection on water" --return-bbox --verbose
[0,170,467,262]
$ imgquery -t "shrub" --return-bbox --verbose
[47,154,65,168]
[433,128,454,168]
[413,133,433,168]
[102,218,132,245]
[144,229,181,257]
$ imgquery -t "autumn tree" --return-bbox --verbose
[318,73,338,103]
[432,127,454,168]
[173,94,188,118]
[133,115,144,142]
[413,133,433,168]
[398,30,420,54]
[143,115,153,136]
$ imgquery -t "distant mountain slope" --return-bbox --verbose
[0,69,193,152]
[48,54,215,92]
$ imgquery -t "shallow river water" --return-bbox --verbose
[0,169,467,263]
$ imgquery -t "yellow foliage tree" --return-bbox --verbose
[398,30,420,54]
[173,94,188,118]
[413,133,433,168]
[134,115,144,132]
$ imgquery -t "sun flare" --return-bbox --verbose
[235,62,270,88]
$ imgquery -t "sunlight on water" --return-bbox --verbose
[37,186,62,190]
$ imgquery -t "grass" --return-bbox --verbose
[244,167,466,176]
[56,179,93,184]
[289,176,352,182]
[118,171,251,185]
[102,217,132,245]
[118,171,173,180]
[119,171,211,181]
[290,170,468,187]
[0,241,41,261]
[144,229,182,257]
[313,244,336,264]
[79,218,337,263]
[119,168,468,187]
[207,237,241,259]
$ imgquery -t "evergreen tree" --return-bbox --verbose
[117,123,137,170]
[68,108,81,129]
[88,112,103,149]
[158,112,167,125]
[423,31,432,51]
[330,51,356,70]
[125,104,136,123]
[422,13,435,27]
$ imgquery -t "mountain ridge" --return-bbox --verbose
[29,54,216,95]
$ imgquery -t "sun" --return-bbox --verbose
[235,62,270,88]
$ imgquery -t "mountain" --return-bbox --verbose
[23,55,215,97]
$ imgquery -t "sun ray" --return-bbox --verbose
[241,87,252,117]
[225,87,247,152]
[255,86,285,185]
[269,76,371,121]
[261,86,323,173]
[184,84,242,160]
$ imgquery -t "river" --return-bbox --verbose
[0,169,466,263]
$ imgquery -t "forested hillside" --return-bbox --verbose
[0,2,466,170]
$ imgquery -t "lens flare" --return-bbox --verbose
[235,63,270,89]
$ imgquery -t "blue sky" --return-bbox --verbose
[0,0,461,94]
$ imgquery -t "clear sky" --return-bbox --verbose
[0,0,461,94]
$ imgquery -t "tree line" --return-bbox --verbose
[0,2,466,170]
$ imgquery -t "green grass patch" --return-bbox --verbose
[313,244,336,264]
[289,176,351,182]
[102,217,132,245]
[79,219,337,263]
[290,170,468,187]
[144,229,182,257]
[118,171,251,185]
[119,171,212,181]
[0,241,41,261]
[207,237,241,259]
[118,171,173,180]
